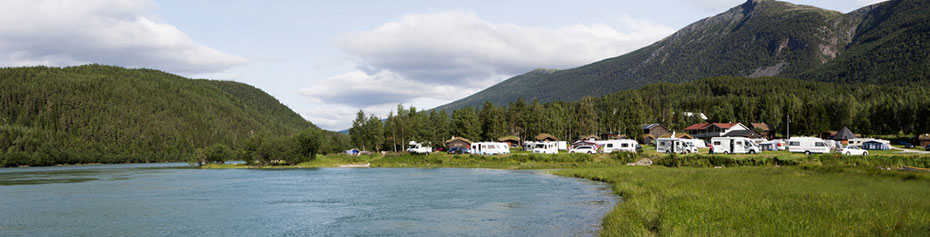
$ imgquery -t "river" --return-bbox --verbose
[0,163,616,236]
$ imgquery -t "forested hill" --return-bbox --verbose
[435,0,930,111]
[0,65,319,166]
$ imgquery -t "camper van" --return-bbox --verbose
[532,142,559,154]
[710,137,760,154]
[407,141,432,154]
[656,138,697,154]
[596,139,639,153]
[787,137,831,155]
[470,142,511,155]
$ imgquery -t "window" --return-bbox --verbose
[621,143,629,148]
[815,142,825,147]
[607,144,614,148]
[789,141,800,146]
[713,141,722,146]
[659,142,666,146]
[736,141,743,145]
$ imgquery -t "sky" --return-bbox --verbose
[0,0,887,130]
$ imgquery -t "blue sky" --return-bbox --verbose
[1,0,885,130]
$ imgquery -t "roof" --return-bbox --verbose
[497,136,521,142]
[642,124,662,130]
[684,122,743,130]
[750,123,771,131]
[722,130,763,138]
[445,137,472,144]
[579,134,599,140]
[831,127,857,140]
[920,134,930,141]
[659,133,694,139]
[535,133,559,141]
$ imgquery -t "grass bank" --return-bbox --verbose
[555,166,930,236]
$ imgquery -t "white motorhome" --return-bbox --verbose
[407,141,432,154]
[532,142,559,154]
[683,139,708,148]
[523,141,536,151]
[787,137,831,155]
[710,137,760,154]
[596,139,639,153]
[556,141,569,151]
[470,142,511,155]
[656,138,697,154]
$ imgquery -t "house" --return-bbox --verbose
[497,136,521,148]
[535,133,559,142]
[920,134,930,148]
[642,124,669,143]
[684,123,750,140]
[445,136,473,149]
[722,130,764,139]
[830,127,857,145]
[749,123,774,139]
[579,134,599,142]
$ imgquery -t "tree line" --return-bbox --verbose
[351,76,930,151]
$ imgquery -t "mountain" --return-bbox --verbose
[435,0,930,110]
[0,65,327,166]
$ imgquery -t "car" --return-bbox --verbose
[896,140,915,148]
[569,145,597,154]
[838,146,868,156]
[447,147,469,154]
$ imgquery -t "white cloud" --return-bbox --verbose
[302,10,674,129]
[0,0,245,73]
[679,0,743,12]
[856,0,888,7]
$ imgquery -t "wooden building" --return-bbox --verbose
[535,133,559,142]
[445,137,472,149]
[497,136,521,148]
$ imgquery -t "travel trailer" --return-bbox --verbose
[470,142,511,155]
[656,138,697,154]
[532,141,560,154]
[710,137,761,154]
[787,137,831,155]
[759,140,787,151]
[595,139,639,153]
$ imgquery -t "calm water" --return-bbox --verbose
[0,164,616,236]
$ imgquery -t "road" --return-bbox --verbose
[889,146,930,154]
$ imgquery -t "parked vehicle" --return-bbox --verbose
[523,141,536,151]
[407,141,433,154]
[710,137,760,154]
[596,139,639,153]
[759,140,786,151]
[447,147,470,154]
[682,139,708,148]
[555,141,569,151]
[787,137,831,155]
[926,144,930,151]
[532,142,559,154]
[569,145,597,154]
[838,146,868,156]
[656,138,697,154]
[470,142,511,155]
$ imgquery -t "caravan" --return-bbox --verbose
[787,137,831,155]
[656,138,697,154]
[470,142,511,155]
[710,137,760,154]
[596,139,639,153]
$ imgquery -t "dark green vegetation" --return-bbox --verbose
[354,76,930,149]
[0,65,349,167]
[557,166,930,236]
[436,0,930,110]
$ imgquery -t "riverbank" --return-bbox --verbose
[202,152,930,236]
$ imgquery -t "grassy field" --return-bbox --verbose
[201,151,930,236]
[556,166,930,236]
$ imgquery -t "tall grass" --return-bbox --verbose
[556,166,930,236]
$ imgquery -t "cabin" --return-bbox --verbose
[830,127,857,145]
[535,133,559,142]
[445,136,473,149]
[749,123,774,139]
[497,136,521,148]
[920,134,930,148]
[642,124,669,143]
[578,134,599,142]
[684,123,750,140]
[722,129,764,139]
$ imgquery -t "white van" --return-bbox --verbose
[532,142,559,154]
[656,138,697,154]
[470,142,511,155]
[787,137,831,155]
[710,137,760,154]
[596,139,639,153]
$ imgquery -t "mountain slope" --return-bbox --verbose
[0,65,319,165]
[436,0,929,110]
